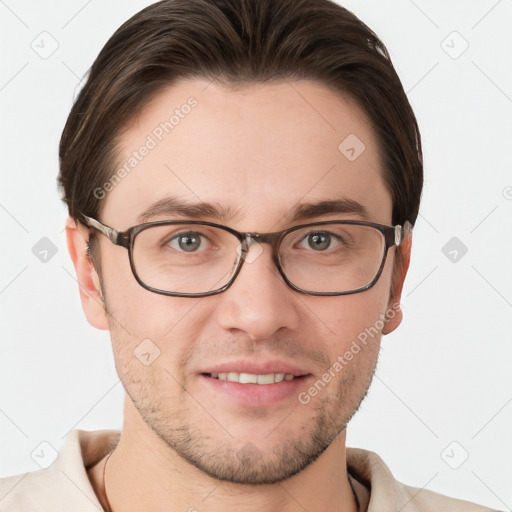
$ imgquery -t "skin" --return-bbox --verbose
[67,78,411,512]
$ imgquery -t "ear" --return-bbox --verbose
[382,221,412,335]
[66,217,109,330]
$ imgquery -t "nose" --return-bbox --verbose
[214,242,301,340]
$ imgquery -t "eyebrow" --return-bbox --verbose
[136,196,368,224]
[285,198,368,222]
[137,196,241,223]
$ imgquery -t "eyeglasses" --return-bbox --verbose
[81,215,403,297]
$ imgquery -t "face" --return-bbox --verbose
[79,79,405,484]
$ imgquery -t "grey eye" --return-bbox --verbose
[168,232,205,252]
[307,232,331,251]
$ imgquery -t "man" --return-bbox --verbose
[0,0,499,510]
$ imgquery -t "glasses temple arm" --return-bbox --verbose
[81,215,123,245]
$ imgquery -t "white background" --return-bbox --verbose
[1,0,511,510]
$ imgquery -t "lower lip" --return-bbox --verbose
[199,374,310,406]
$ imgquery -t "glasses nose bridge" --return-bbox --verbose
[238,232,283,267]
[243,231,281,251]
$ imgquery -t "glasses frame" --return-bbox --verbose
[81,214,403,298]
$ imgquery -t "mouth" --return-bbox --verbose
[204,372,304,384]
[198,361,311,405]
[199,371,310,406]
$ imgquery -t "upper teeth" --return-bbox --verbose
[210,372,295,384]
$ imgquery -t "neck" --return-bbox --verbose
[93,398,359,512]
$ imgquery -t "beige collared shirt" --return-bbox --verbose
[0,429,499,511]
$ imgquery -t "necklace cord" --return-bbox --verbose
[102,451,114,512]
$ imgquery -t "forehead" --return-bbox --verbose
[102,78,392,229]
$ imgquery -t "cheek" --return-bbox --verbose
[99,252,213,379]
[315,285,392,341]
[106,292,204,400]
[98,243,197,338]
[304,256,395,361]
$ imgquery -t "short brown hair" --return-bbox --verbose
[59,0,422,229]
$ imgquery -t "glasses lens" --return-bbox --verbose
[279,223,386,293]
[132,224,241,294]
